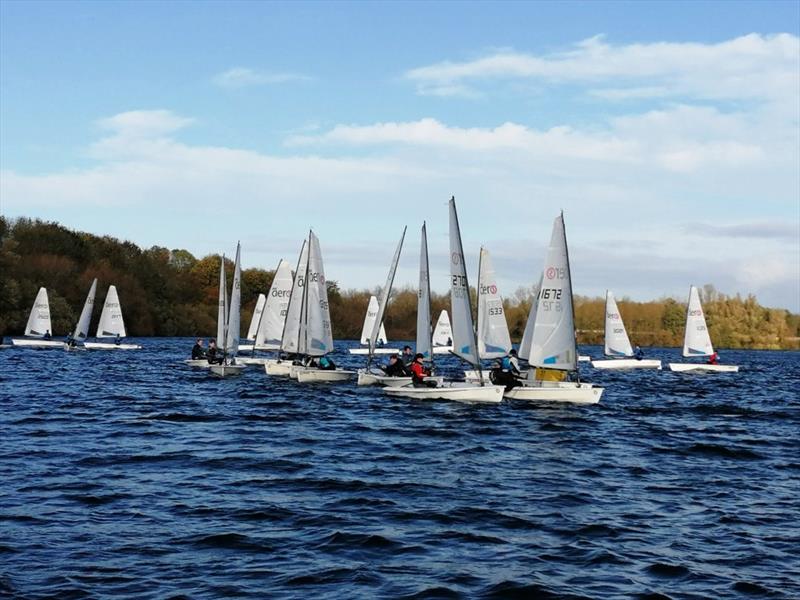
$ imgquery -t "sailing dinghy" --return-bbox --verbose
[668,286,738,373]
[11,287,65,348]
[64,278,98,351]
[431,310,454,354]
[591,290,661,370]
[349,296,397,355]
[210,243,246,376]
[385,198,504,403]
[504,213,603,404]
[237,293,266,354]
[239,260,292,366]
[83,285,142,350]
[265,241,308,376]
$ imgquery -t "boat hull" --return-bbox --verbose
[578,355,592,362]
[264,360,293,376]
[432,346,454,355]
[668,363,739,373]
[591,358,662,370]
[209,364,247,377]
[237,343,255,353]
[237,357,271,366]
[348,348,403,355]
[184,359,211,368]
[384,383,504,403]
[11,338,66,349]
[84,342,142,350]
[505,381,603,404]
[296,369,355,383]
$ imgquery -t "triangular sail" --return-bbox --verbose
[528,213,577,371]
[682,285,714,357]
[304,231,334,356]
[477,247,512,359]
[25,287,52,337]
[225,242,242,355]
[448,197,480,366]
[96,285,127,338]
[359,296,382,345]
[246,294,266,341]
[73,278,98,340]
[368,227,406,359]
[216,256,227,348]
[416,222,433,361]
[255,259,293,350]
[432,310,452,347]
[519,275,542,360]
[280,241,309,354]
[604,290,633,357]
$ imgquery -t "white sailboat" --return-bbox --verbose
[431,310,454,354]
[265,241,308,376]
[505,213,604,404]
[65,278,97,350]
[591,290,662,370]
[357,228,411,386]
[210,243,246,376]
[239,260,293,366]
[668,286,739,373]
[295,231,355,383]
[83,285,142,350]
[11,287,64,348]
[465,247,512,382]
[348,296,396,355]
[386,198,504,403]
[237,293,266,354]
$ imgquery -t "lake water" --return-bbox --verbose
[1,340,798,599]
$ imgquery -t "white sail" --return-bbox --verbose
[359,296,384,345]
[369,227,406,355]
[225,243,242,355]
[96,285,127,338]
[432,310,452,347]
[255,259,293,350]
[416,222,433,360]
[73,279,98,340]
[528,213,577,371]
[604,290,633,357]
[477,247,512,359]
[519,276,542,360]
[448,197,480,366]
[24,287,52,337]
[246,294,266,341]
[304,232,334,356]
[216,256,227,348]
[682,285,714,357]
[280,241,309,354]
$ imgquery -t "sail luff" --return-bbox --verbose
[279,241,308,354]
[416,222,433,364]
[225,242,242,355]
[367,227,406,366]
[448,196,480,369]
[73,279,97,340]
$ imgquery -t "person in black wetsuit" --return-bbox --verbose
[206,340,224,365]
[191,339,205,360]
[382,354,407,377]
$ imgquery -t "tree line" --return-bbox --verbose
[1,217,798,349]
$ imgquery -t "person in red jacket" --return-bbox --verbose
[410,353,437,387]
[707,351,719,365]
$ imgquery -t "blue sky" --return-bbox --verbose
[1,1,799,310]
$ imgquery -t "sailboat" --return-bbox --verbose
[431,310,454,354]
[236,293,266,354]
[591,290,662,369]
[294,231,355,383]
[239,260,293,366]
[83,285,142,350]
[357,228,409,386]
[64,278,98,351]
[11,287,65,348]
[668,286,739,373]
[348,296,396,355]
[210,243,246,376]
[265,240,308,377]
[505,213,604,404]
[385,198,504,403]
[464,247,512,382]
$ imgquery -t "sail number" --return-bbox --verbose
[541,288,562,300]
[488,306,504,316]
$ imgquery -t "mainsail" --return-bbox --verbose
[448,197,480,366]
[604,290,633,357]
[96,285,127,338]
[518,275,542,360]
[432,310,452,347]
[416,222,433,361]
[25,287,52,337]
[246,294,266,341]
[73,279,98,340]
[682,285,714,357]
[216,256,227,348]
[368,227,406,358]
[255,259,293,350]
[359,296,387,346]
[280,241,309,355]
[477,247,512,359]
[224,243,242,355]
[304,231,334,356]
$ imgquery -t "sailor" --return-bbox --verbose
[707,351,719,365]
[382,354,407,377]
[191,338,205,360]
[206,340,224,364]
[43,330,52,340]
[410,353,437,387]
[318,355,336,370]
[501,349,521,376]
[401,345,414,364]
[114,333,121,346]
[634,345,644,360]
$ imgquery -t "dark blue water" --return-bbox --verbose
[1,340,798,599]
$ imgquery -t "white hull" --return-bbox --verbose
[236,356,271,366]
[463,369,493,383]
[432,346,454,355]
[184,359,211,368]
[209,364,247,377]
[348,347,402,355]
[591,358,662,370]
[505,381,603,404]
[578,355,591,362]
[296,369,355,383]
[11,338,65,349]
[668,363,739,373]
[84,342,142,350]
[237,343,254,353]
[384,382,504,403]
[264,360,293,376]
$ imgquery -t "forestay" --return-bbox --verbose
[604,290,633,357]
[359,296,387,346]
[368,227,406,356]
[73,279,98,340]
[224,243,242,355]
[477,247,512,359]
[448,197,479,366]
[432,310,452,347]
[280,241,309,355]
[255,259,293,350]
[25,287,52,337]
[246,294,266,341]
[304,232,334,356]
[527,213,577,371]
[96,285,127,338]
[416,222,433,360]
[682,285,714,357]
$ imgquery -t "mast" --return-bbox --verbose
[423,222,435,372]
[300,229,312,360]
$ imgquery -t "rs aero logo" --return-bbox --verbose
[271,288,290,298]
[607,313,620,320]
[689,309,703,316]
[546,267,557,279]
[451,252,461,265]
[480,284,497,295]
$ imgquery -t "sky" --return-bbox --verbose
[1,0,799,311]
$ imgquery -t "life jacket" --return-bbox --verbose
[410,361,429,383]
[501,356,512,371]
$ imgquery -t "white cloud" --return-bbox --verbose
[212,67,311,88]
[97,109,194,138]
